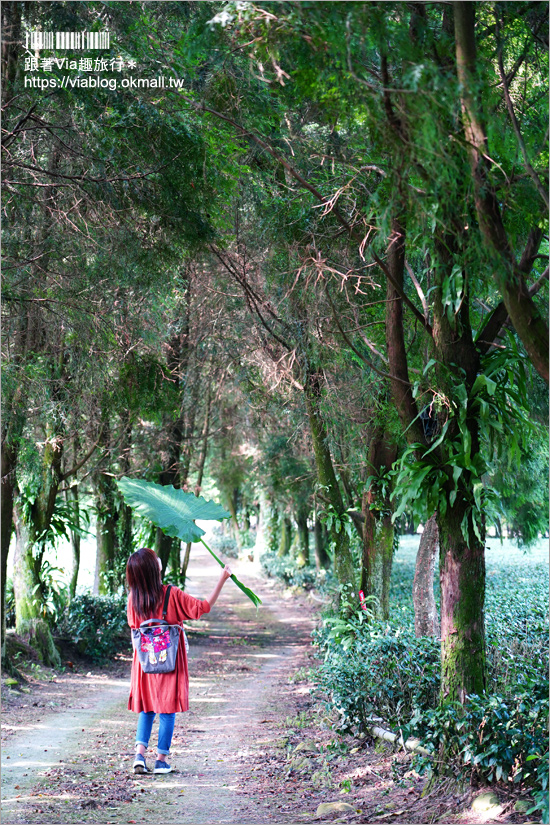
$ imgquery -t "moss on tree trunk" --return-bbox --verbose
[13,505,60,668]
[438,502,486,702]
[360,432,397,620]
[278,516,292,557]
[295,511,310,567]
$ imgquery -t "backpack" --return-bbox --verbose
[131,585,184,674]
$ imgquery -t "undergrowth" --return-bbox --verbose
[261,551,334,590]
[55,592,128,662]
[313,537,549,817]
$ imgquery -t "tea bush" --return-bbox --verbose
[208,528,240,559]
[56,591,128,662]
[316,629,440,730]
[409,687,549,821]
[314,537,549,807]
[261,551,331,590]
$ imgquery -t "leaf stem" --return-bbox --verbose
[199,538,262,608]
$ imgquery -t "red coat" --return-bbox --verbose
[127,584,210,713]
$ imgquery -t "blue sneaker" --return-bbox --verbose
[153,759,173,774]
[132,753,148,774]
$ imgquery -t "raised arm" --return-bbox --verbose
[206,564,232,609]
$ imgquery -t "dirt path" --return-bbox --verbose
[1,545,317,824]
[2,548,530,825]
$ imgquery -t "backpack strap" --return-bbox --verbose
[161,585,172,620]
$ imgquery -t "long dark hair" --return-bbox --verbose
[126,547,163,621]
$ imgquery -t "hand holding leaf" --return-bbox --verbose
[116,477,262,608]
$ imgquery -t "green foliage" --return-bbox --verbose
[33,560,70,625]
[4,578,15,629]
[116,477,231,543]
[490,429,550,547]
[320,583,377,650]
[209,526,240,559]
[314,626,440,731]
[261,551,333,591]
[393,343,535,543]
[410,688,549,806]
[56,592,128,662]
[318,502,355,542]
[315,537,549,803]
[485,556,549,693]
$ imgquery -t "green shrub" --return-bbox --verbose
[315,627,440,731]
[209,529,240,559]
[409,686,549,814]
[261,551,331,590]
[485,564,548,694]
[4,578,15,629]
[56,591,128,662]
[313,538,549,810]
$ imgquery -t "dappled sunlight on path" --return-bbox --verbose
[1,542,316,824]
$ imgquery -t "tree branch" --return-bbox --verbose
[495,17,548,207]
[325,285,412,386]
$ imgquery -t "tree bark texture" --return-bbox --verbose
[304,371,356,589]
[295,510,310,567]
[314,514,330,569]
[13,502,61,668]
[157,273,194,574]
[1,443,17,651]
[360,431,397,620]
[413,514,440,637]
[438,501,486,702]
[93,467,118,595]
[278,516,292,557]
[67,484,81,599]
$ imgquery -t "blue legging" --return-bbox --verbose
[135,711,175,756]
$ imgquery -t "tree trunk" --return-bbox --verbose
[1,1,21,105]
[67,484,81,599]
[295,510,310,567]
[157,274,195,574]
[225,488,242,551]
[413,514,440,637]
[254,489,268,564]
[94,469,117,595]
[278,516,292,557]
[118,425,133,562]
[360,431,398,620]
[1,443,17,654]
[267,506,281,555]
[384,211,488,702]
[438,501,486,702]
[194,386,212,497]
[304,371,356,590]
[180,542,192,590]
[13,502,61,668]
[314,514,330,569]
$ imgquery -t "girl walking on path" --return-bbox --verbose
[126,547,232,775]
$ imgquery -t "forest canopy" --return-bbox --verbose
[1,1,548,810]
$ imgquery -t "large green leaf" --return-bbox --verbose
[116,477,231,543]
[116,477,262,608]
